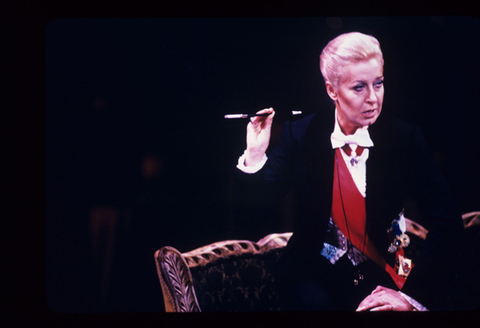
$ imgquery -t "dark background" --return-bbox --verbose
[45,17,479,313]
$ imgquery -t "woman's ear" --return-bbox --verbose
[325,82,338,102]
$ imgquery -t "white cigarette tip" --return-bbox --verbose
[224,114,247,119]
[292,111,302,115]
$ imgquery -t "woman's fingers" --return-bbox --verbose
[247,108,275,140]
[256,107,275,115]
[356,297,386,311]
[249,107,275,128]
[370,285,386,294]
[245,107,275,167]
[369,304,394,311]
[356,286,414,311]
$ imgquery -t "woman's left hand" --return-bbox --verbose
[356,285,415,311]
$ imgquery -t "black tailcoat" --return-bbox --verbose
[234,109,463,310]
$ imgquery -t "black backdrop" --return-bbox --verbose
[45,17,479,312]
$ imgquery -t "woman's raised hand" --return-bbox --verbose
[245,107,275,167]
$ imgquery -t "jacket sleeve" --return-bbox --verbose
[232,120,297,240]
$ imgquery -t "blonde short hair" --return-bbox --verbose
[320,32,384,89]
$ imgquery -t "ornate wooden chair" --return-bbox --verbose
[154,212,479,312]
[155,232,292,312]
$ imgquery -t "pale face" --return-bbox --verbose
[326,57,384,135]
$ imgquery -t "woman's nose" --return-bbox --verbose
[366,86,377,103]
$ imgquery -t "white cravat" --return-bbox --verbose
[330,124,374,149]
[330,113,372,198]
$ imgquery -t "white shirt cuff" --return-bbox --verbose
[398,291,428,311]
[236,151,268,174]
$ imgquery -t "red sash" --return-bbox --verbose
[331,148,406,289]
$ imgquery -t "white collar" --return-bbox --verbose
[330,109,374,149]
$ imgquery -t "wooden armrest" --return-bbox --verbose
[462,211,480,229]
[404,217,428,240]
[155,246,200,312]
[404,211,480,241]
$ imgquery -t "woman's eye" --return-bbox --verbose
[374,80,384,88]
[353,84,364,91]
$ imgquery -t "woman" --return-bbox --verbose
[234,32,462,311]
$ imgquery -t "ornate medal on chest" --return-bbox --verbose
[387,209,414,278]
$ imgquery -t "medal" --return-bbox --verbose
[399,233,410,247]
[388,244,397,253]
[397,255,413,278]
[387,220,404,253]
[350,157,359,166]
[386,210,410,253]
[387,209,414,278]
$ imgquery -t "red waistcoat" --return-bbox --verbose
[331,148,405,289]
